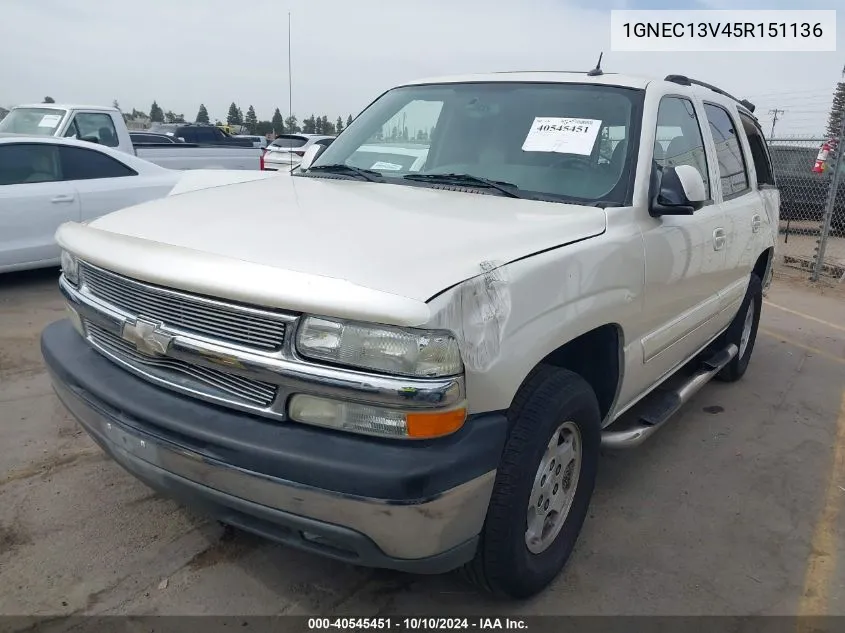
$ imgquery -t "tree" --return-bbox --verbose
[322,115,335,135]
[255,120,274,136]
[196,104,210,124]
[226,102,242,126]
[271,108,285,134]
[149,101,164,123]
[303,114,316,134]
[164,111,185,124]
[43,96,55,103]
[245,105,259,134]
[825,65,845,141]
[346,114,353,128]
[284,115,300,133]
[336,116,344,134]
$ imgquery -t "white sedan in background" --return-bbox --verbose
[261,134,335,172]
[0,135,181,273]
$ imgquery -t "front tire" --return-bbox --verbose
[715,273,762,382]
[461,366,600,598]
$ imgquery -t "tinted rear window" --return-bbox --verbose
[271,136,308,148]
[59,146,137,180]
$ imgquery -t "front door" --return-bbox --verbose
[637,95,727,393]
[0,143,79,270]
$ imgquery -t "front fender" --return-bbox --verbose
[425,231,644,417]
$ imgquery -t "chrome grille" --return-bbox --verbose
[79,263,287,351]
[86,322,278,408]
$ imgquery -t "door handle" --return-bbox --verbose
[713,228,726,251]
[51,194,75,203]
[751,214,762,233]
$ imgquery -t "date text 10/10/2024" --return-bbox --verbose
[308,618,529,630]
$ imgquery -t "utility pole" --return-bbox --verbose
[768,108,785,139]
[812,111,845,281]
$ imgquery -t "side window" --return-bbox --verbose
[178,129,196,143]
[0,144,62,185]
[739,113,774,186]
[655,96,710,198]
[703,104,750,198]
[195,128,218,143]
[58,146,137,181]
[64,120,80,139]
[71,113,120,148]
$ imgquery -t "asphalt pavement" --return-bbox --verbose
[1,267,843,616]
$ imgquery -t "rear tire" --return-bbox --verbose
[715,273,762,383]
[460,365,600,598]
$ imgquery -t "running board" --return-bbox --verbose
[601,343,738,449]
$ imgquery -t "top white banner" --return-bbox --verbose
[610,10,837,52]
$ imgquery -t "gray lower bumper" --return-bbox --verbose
[51,373,493,574]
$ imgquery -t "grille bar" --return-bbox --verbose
[80,263,288,351]
[87,322,278,408]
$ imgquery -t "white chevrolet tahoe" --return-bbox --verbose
[42,71,779,598]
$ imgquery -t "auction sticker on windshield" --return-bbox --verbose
[38,114,63,128]
[522,117,602,155]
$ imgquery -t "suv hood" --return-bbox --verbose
[57,175,606,325]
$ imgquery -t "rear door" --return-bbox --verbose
[58,145,166,223]
[0,143,79,270]
[700,103,762,317]
[739,111,779,253]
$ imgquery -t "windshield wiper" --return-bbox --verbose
[305,164,383,182]
[403,173,533,199]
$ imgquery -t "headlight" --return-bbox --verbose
[288,394,466,439]
[296,316,463,378]
[60,251,79,285]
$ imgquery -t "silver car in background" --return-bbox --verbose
[261,134,335,171]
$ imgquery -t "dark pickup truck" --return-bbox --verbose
[771,144,845,234]
[148,123,256,148]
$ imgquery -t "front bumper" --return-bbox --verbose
[42,320,509,573]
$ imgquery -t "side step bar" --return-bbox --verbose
[601,344,738,449]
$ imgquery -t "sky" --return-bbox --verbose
[1,0,842,137]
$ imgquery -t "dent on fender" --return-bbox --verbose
[427,260,512,373]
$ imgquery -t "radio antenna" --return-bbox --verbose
[587,52,604,77]
[287,12,293,132]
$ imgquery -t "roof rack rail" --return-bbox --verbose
[664,74,756,113]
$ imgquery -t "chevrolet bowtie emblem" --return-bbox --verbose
[121,318,173,357]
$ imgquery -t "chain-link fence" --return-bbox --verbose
[769,137,845,281]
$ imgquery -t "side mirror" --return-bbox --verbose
[299,143,327,170]
[649,164,707,217]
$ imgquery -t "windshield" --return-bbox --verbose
[303,82,643,204]
[0,108,67,136]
